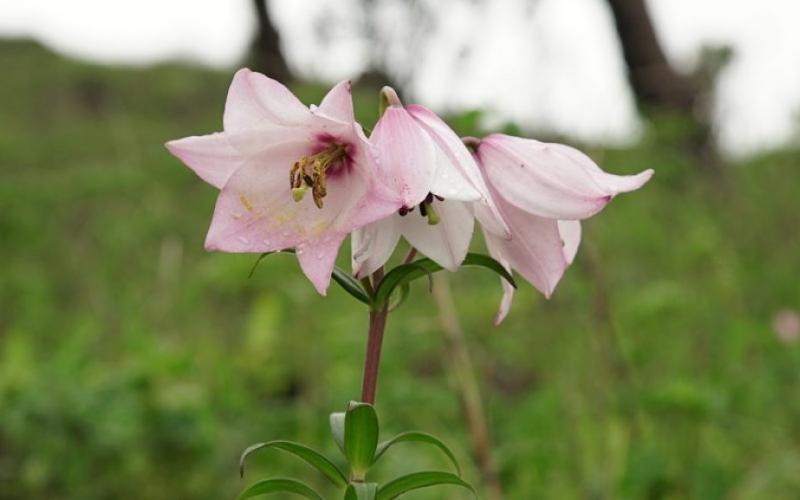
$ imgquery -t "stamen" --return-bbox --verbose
[288,143,347,208]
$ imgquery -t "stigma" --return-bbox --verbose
[289,143,347,209]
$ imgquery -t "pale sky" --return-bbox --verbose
[2,0,798,156]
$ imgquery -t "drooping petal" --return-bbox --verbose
[407,105,484,198]
[397,201,474,272]
[295,233,347,295]
[479,134,653,220]
[409,105,509,236]
[479,228,515,325]
[371,107,437,207]
[165,132,243,189]
[223,68,312,133]
[351,218,402,278]
[555,144,654,194]
[483,191,569,299]
[429,151,482,202]
[558,220,581,264]
[315,80,355,124]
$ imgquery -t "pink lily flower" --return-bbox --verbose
[469,134,654,324]
[166,69,401,295]
[351,89,509,277]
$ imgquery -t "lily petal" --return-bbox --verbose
[351,218,402,279]
[204,142,379,292]
[479,134,653,220]
[223,68,311,133]
[483,192,569,299]
[558,220,581,264]
[397,201,474,272]
[315,80,355,124]
[407,105,483,199]
[371,107,437,208]
[408,106,509,236]
[165,132,242,189]
[296,233,347,295]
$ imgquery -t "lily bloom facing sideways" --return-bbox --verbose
[166,69,401,294]
[351,87,510,277]
[467,134,654,324]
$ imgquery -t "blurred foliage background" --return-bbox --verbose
[1,18,800,500]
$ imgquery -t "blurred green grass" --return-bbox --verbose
[1,39,799,499]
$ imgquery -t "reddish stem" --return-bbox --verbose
[360,306,388,404]
[360,268,388,404]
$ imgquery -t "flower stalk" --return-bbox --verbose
[360,268,388,404]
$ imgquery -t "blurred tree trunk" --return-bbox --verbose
[605,0,727,168]
[605,0,697,112]
[250,0,292,83]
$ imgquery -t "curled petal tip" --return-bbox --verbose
[380,86,402,107]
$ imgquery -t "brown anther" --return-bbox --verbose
[398,206,409,216]
[287,142,347,209]
[434,194,445,202]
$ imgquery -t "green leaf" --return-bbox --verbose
[387,282,411,312]
[238,478,323,500]
[344,402,379,480]
[376,471,475,500]
[240,440,347,488]
[248,252,277,278]
[331,266,371,305]
[461,253,516,288]
[344,482,378,500]
[249,251,369,304]
[373,253,516,309]
[372,260,441,308]
[373,432,461,476]
[330,412,346,454]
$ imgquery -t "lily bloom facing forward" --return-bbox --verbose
[166,69,401,294]
[467,134,654,324]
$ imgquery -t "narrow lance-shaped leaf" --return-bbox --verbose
[376,471,475,500]
[460,253,516,287]
[330,412,346,455]
[344,402,379,480]
[373,253,516,309]
[249,251,370,305]
[331,265,371,304]
[388,282,411,312]
[248,251,277,278]
[344,482,379,500]
[238,478,323,500]
[372,260,441,309]
[239,440,347,488]
[373,432,461,476]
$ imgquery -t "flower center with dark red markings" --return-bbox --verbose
[289,142,349,209]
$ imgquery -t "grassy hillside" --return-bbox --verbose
[1,39,799,499]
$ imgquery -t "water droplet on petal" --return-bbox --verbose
[238,236,249,244]
[262,239,271,246]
